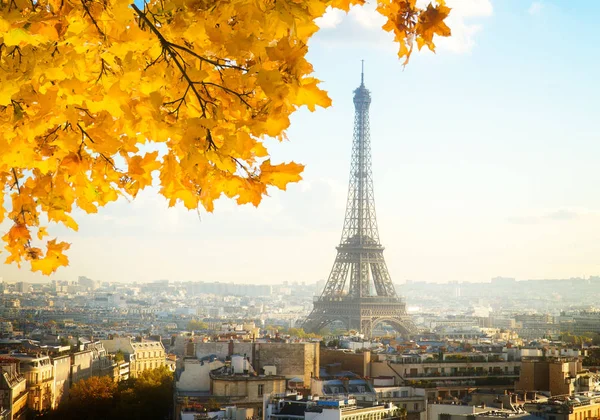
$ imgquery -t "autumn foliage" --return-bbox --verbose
[0,0,450,274]
[39,367,174,419]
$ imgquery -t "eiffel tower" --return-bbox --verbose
[303,64,414,338]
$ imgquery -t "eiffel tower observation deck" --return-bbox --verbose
[303,64,415,338]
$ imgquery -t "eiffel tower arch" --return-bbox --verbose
[303,64,415,338]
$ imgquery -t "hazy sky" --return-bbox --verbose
[2,0,600,285]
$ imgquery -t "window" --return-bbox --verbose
[414,403,419,411]
[258,384,264,396]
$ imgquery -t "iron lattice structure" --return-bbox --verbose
[303,66,415,338]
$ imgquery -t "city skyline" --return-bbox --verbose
[2,0,600,284]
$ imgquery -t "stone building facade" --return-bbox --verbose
[195,341,319,385]
[0,360,27,420]
[101,337,166,378]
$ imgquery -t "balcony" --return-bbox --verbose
[403,372,519,380]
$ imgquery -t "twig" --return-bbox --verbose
[81,0,106,38]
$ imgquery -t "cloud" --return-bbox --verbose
[528,1,544,15]
[507,208,592,225]
[545,209,580,221]
[349,5,386,29]
[315,7,345,29]
[313,0,493,54]
[506,215,539,225]
[433,0,493,54]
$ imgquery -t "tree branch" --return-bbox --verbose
[81,0,106,39]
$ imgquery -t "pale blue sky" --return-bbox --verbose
[2,0,600,284]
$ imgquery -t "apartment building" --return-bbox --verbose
[11,354,53,413]
[196,341,319,385]
[101,337,165,378]
[524,393,600,420]
[266,394,406,420]
[0,359,27,420]
[516,358,587,396]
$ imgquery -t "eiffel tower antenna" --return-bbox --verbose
[361,59,364,85]
[303,63,414,337]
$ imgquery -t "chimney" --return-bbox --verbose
[228,339,234,356]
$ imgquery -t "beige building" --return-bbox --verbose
[12,354,53,413]
[375,387,427,420]
[524,392,600,420]
[176,358,224,392]
[52,354,70,408]
[101,337,166,378]
[195,341,319,385]
[371,357,520,384]
[266,395,405,420]
[211,373,286,404]
[516,358,584,396]
[71,350,94,384]
[0,360,27,420]
[175,353,287,419]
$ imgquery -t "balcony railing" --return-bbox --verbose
[383,359,514,365]
[403,372,519,379]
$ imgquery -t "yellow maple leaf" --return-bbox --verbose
[37,227,49,240]
[416,2,452,51]
[0,83,20,107]
[30,240,70,275]
[330,0,365,12]
[259,160,304,190]
[8,224,31,241]
[296,78,332,112]
[2,28,42,46]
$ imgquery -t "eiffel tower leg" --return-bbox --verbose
[361,318,372,338]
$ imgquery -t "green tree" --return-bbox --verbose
[287,328,307,338]
[37,366,174,420]
[114,350,125,363]
[129,366,174,418]
[187,319,209,331]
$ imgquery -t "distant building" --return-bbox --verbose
[0,323,13,339]
[515,314,557,339]
[559,311,600,335]
[77,276,98,291]
[14,283,30,294]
